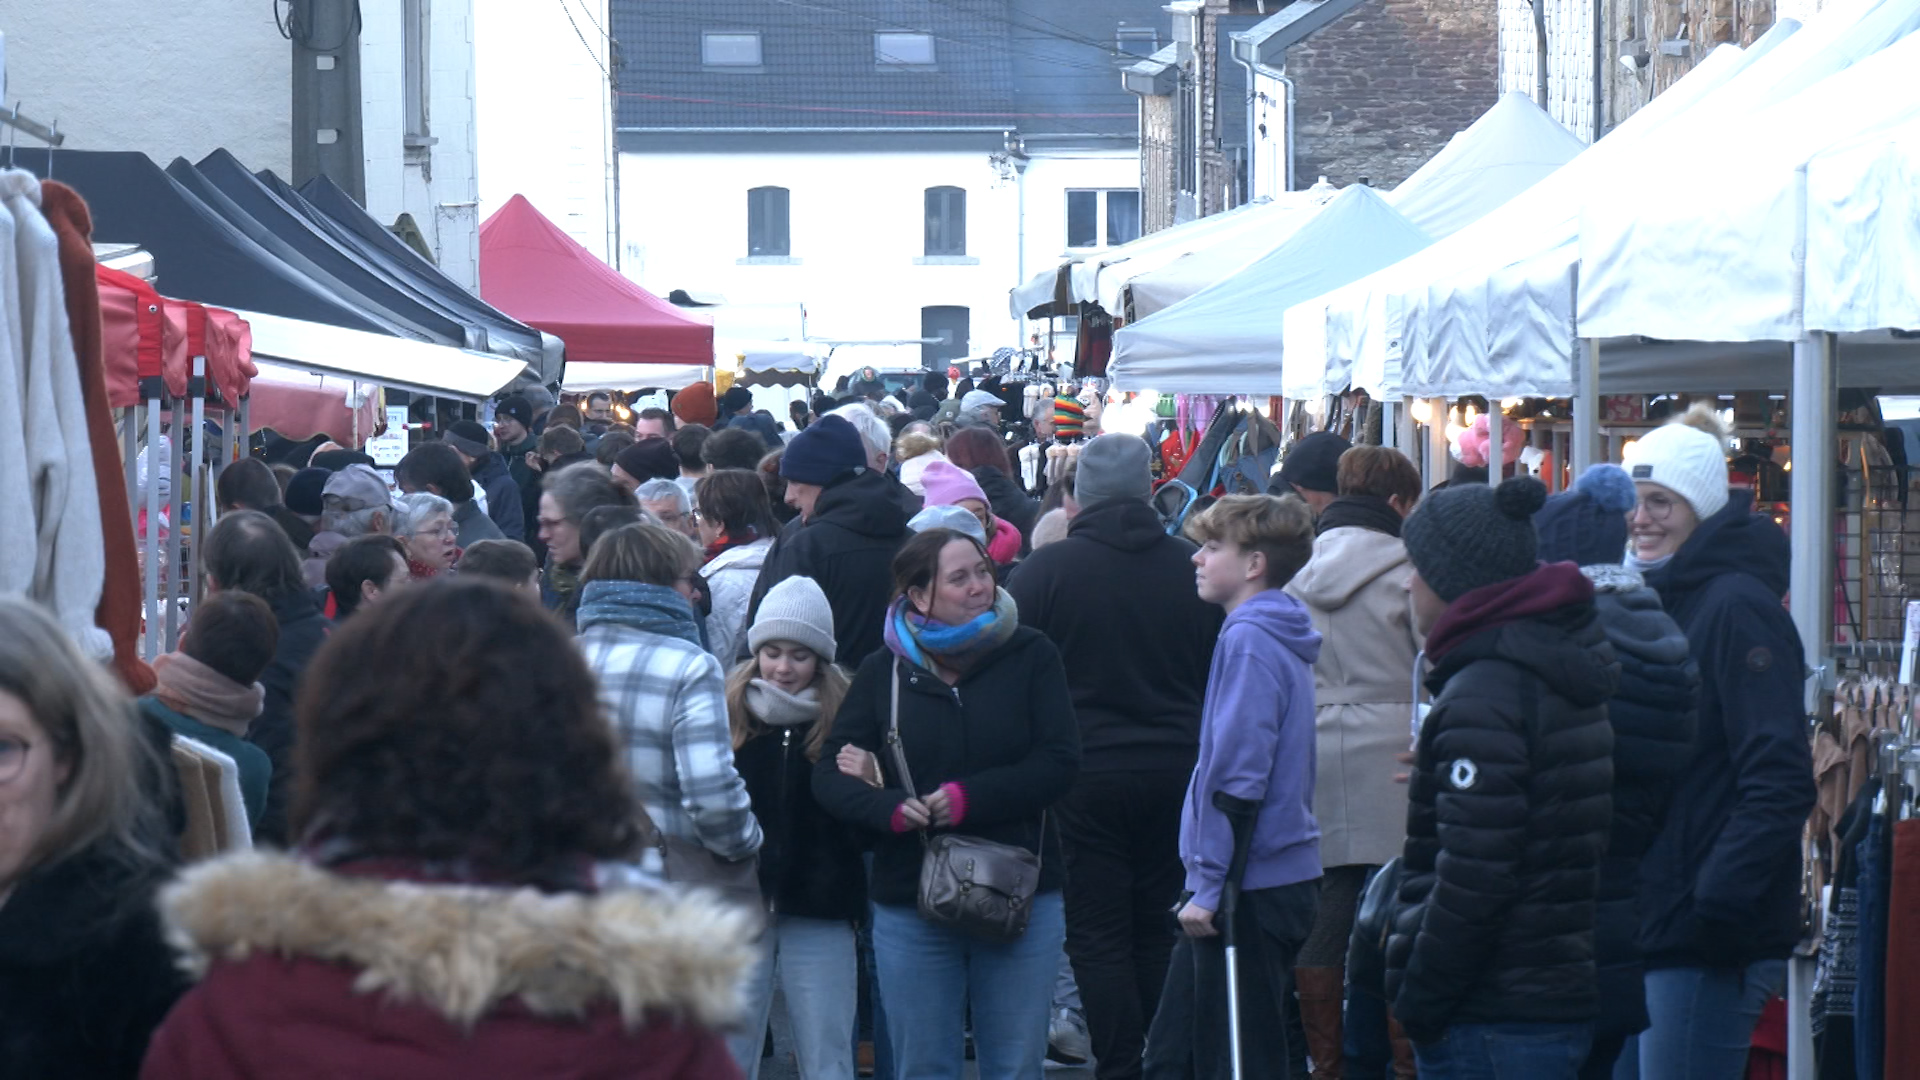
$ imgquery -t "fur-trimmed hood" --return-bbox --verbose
[158,850,757,1030]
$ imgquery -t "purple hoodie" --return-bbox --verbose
[1180,588,1324,910]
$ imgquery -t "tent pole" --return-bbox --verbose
[1788,332,1834,714]
[1395,400,1416,453]
[189,358,209,618]
[165,395,186,652]
[143,399,163,660]
[1425,398,1449,489]
[1574,338,1600,476]
[122,407,139,516]
[1486,406,1503,486]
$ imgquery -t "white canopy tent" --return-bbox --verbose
[728,339,827,374]
[228,309,532,403]
[561,361,712,393]
[1117,187,1337,318]
[1008,201,1273,318]
[1110,187,1431,393]
[1805,118,1920,334]
[1385,92,1588,238]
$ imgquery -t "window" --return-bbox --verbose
[1066,190,1143,249]
[1106,190,1142,245]
[703,31,763,67]
[403,0,430,142]
[924,186,966,257]
[1116,27,1159,58]
[747,186,790,257]
[875,32,936,66]
[922,306,970,368]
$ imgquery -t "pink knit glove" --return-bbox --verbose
[890,801,918,834]
[937,782,969,827]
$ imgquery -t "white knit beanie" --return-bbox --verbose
[749,576,838,663]
[1623,419,1730,521]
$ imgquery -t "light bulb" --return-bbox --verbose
[1501,397,1522,411]
[1410,399,1433,425]
[1444,420,1464,442]
[1783,459,1792,472]
[1463,403,1478,423]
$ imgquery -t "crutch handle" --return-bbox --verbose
[1212,791,1260,928]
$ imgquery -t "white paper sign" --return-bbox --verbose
[1901,601,1920,685]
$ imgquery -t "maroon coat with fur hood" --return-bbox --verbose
[140,851,754,1080]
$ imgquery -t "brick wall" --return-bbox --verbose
[1285,0,1500,188]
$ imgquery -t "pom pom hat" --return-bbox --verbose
[1403,477,1549,602]
[1533,464,1635,567]
[1622,404,1730,521]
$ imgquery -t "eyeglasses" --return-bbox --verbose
[0,736,31,785]
[1631,492,1678,523]
[414,524,454,540]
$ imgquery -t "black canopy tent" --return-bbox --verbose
[15,147,398,336]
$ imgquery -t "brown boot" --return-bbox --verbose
[1386,1012,1417,1079]
[1295,966,1346,1079]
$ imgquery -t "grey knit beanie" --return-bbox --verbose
[1403,476,1548,602]
[749,576,837,662]
[1075,434,1153,507]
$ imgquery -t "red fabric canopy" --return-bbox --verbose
[479,195,711,367]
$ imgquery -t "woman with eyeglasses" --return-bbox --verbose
[1614,404,1814,1080]
[0,597,186,1077]
[392,492,459,579]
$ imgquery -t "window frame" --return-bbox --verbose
[1115,27,1159,59]
[747,185,791,258]
[874,31,937,67]
[1064,189,1144,251]
[924,186,967,258]
[403,0,430,143]
[702,31,764,68]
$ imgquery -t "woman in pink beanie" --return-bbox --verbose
[918,460,1023,568]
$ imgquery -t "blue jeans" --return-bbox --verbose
[1616,960,1786,1080]
[871,892,1066,1080]
[1414,1021,1592,1079]
[729,915,859,1080]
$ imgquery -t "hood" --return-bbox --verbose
[1226,589,1322,667]
[1648,490,1789,605]
[1583,566,1693,672]
[158,850,757,1029]
[811,469,912,539]
[1427,563,1617,709]
[471,452,510,482]
[1289,526,1410,611]
[1067,498,1167,553]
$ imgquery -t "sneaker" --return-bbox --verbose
[1046,1009,1091,1066]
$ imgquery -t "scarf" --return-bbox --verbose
[1626,551,1673,575]
[703,526,760,564]
[151,652,264,737]
[745,680,821,727]
[1315,494,1403,538]
[884,587,1019,675]
[575,579,703,646]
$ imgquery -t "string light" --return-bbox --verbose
[1410,399,1433,425]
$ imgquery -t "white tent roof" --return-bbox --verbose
[1576,9,1920,348]
[1114,188,1335,318]
[229,309,530,403]
[1386,93,1587,238]
[1008,200,1273,319]
[1083,192,1323,313]
[1805,118,1920,333]
[725,339,826,373]
[561,361,711,392]
[1110,187,1430,394]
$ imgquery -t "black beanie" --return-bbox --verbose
[1403,476,1547,602]
[615,436,680,482]
[1278,431,1351,497]
[722,386,754,413]
[780,415,868,485]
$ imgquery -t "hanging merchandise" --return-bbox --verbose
[1074,307,1113,377]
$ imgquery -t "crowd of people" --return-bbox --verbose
[0,379,1817,1080]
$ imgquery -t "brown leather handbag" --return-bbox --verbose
[885,662,1042,943]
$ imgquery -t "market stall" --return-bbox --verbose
[479,194,713,391]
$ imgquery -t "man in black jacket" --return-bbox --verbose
[1389,477,1616,1078]
[444,420,526,541]
[1008,433,1223,1080]
[749,414,912,668]
[202,511,332,846]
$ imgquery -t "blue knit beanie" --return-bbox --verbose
[1533,464,1636,567]
[779,414,869,485]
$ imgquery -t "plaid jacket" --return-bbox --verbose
[579,624,762,860]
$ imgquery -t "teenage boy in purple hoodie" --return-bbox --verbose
[1143,494,1323,1080]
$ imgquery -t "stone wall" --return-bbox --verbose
[1285,0,1500,188]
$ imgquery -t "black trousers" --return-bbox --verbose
[1142,877,1321,1080]
[1059,768,1192,1080]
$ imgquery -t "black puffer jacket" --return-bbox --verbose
[1386,563,1617,1044]
[970,465,1039,544]
[246,587,332,845]
[813,628,1081,907]
[734,719,868,921]
[1639,492,1815,970]
[0,845,188,1077]
[1583,564,1699,1042]
[749,469,913,667]
[469,451,525,542]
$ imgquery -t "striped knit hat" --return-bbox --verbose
[1053,396,1086,439]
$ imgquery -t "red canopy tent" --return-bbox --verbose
[479,195,712,390]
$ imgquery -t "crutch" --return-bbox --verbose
[1212,790,1261,1080]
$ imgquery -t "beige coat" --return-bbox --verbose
[1287,525,1423,868]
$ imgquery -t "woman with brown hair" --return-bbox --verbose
[142,579,755,1079]
[698,468,782,665]
[723,575,863,1079]
[0,598,183,1079]
[813,528,1079,1080]
[944,426,1039,544]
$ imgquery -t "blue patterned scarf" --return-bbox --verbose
[884,587,1019,675]
[575,580,703,646]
